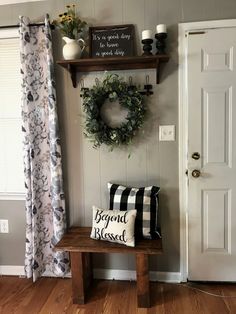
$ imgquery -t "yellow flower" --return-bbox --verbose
[53,3,86,38]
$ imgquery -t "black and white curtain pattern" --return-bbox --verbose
[19,15,69,281]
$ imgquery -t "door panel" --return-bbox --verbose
[202,86,232,167]
[188,28,236,281]
[202,189,231,253]
[201,47,233,72]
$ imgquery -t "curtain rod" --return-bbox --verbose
[0,23,55,29]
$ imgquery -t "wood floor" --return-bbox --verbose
[1,276,236,313]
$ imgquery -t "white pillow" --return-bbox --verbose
[90,206,137,247]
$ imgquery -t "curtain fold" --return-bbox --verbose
[19,15,69,281]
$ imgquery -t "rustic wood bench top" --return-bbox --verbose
[54,226,163,308]
[55,227,163,254]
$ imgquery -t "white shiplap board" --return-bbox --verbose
[0,0,45,5]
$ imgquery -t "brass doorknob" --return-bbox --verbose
[192,169,201,178]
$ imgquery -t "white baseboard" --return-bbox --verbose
[149,271,181,283]
[0,266,71,278]
[93,269,181,283]
[0,265,25,276]
[0,265,181,283]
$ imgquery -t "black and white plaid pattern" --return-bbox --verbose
[108,183,160,239]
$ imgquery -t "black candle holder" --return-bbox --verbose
[155,32,167,55]
[141,38,153,56]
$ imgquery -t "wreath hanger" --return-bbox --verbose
[80,75,153,97]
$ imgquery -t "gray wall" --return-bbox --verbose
[1,0,236,272]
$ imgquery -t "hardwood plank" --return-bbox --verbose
[161,283,230,314]
[0,277,32,313]
[39,278,73,313]
[0,277,56,314]
[1,277,236,314]
[167,283,205,314]
[161,282,193,314]
[14,278,57,314]
[148,282,165,314]
[220,284,236,313]
[0,276,28,303]
[186,283,230,314]
[83,280,110,314]
[55,227,163,254]
[123,281,138,314]
[102,280,137,314]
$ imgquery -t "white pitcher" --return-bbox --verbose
[62,36,86,60]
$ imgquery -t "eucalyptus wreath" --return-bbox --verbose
[81,74,146,149]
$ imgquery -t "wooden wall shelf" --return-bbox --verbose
[57,55,169,88]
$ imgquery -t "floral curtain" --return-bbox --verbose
[19,15,69,281]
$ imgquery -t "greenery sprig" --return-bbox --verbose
[52,4,87,39]
[81,74,146,150]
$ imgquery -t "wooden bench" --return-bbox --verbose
[54,227,163,308]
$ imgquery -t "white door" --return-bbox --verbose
[187,27,236,281]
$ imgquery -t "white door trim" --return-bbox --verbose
[178,19,236,282]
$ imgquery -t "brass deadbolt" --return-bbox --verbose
[192,152,200,160]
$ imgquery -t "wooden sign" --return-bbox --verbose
[89,24,135,58]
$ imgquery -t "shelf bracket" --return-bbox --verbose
[67,64,77,88]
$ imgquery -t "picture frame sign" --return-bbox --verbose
[89,24,135,58]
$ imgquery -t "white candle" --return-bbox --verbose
[142,30,152,40]
[156,24,167,34]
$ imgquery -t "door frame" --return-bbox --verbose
[178,19,236,282]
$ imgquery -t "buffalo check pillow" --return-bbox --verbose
[108,183,160,239]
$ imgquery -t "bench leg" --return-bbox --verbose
[70,252,93,304]
[136,253,150,308]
